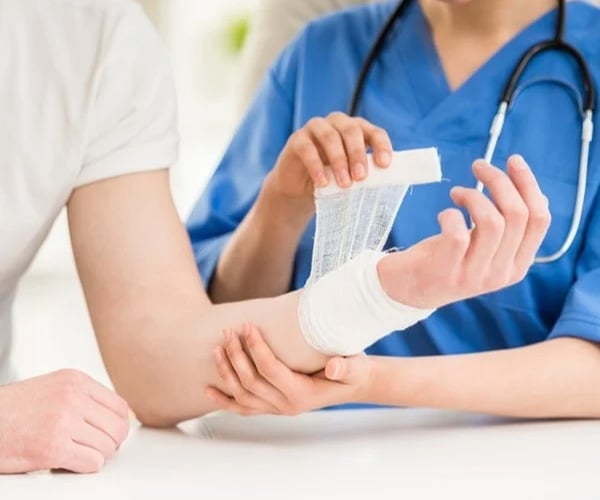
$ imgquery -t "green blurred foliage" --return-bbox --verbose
[224,16,250,55]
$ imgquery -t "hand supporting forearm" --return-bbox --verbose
[100,290,327,427]
[365,337,600,418]
[210,183,313,303]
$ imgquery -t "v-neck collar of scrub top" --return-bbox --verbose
[394,0,562,138]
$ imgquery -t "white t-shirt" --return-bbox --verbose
[0,0,179,383]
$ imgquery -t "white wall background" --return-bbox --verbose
[12,0,256,385]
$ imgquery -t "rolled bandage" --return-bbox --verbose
[298,250,435,356]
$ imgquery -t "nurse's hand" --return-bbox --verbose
[206,323,371,416]
[265,112,393,202]
[378,155,552,309]
[0,369,130,474]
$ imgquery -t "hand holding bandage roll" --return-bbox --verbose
[299,148,441,356]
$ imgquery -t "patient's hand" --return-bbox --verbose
[0,370,129,473]
[205,323,371,416]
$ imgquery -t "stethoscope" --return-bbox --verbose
[349,0,596,264]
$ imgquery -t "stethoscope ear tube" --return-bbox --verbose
[502,40,596,112]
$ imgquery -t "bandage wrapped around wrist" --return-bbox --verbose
[298,148,442,356]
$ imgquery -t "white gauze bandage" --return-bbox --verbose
[299,148,442,356]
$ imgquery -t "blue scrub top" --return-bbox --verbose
[188,1,600,362]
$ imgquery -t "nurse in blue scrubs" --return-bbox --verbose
[188,0,600,414]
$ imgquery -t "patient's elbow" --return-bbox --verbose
[132,404,180,429]
[125,392,214,428]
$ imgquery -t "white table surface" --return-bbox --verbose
[3,408,600,500]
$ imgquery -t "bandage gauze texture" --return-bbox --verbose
[299,148,442,356]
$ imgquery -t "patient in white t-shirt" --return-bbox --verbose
[0,0,563,476]
[0,0,386,474]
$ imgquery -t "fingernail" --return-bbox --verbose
[473,159,487,171]
[512,155,527,171]
[317,172,329,187]
[379,152,391,166]
[353,163,366,179]
[338,170,351,186]
[329,361,340,380]
[450,186,462,197]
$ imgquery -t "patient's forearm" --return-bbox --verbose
[94,290,326,427]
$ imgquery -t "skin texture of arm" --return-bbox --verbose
[365,337,600,418]
[67,169,328,428]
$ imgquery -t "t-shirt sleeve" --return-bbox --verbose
[75,4,178,188]
[548,190,600,343]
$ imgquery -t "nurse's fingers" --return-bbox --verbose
[450,186,505,280]
[472,160,529,276]
[435,208,470,270]
[223,326,288,410]
[205,387,263,417]
[213,341,279,414]
[357,117,393,168]
[289,129,329,188]
[243,323,297,392]
[507,155,552,271]
[328,112,369,181]
[306,117,351,187]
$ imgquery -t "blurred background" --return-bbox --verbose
[13,0,259,385]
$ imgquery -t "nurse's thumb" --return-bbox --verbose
[325,354,367,384]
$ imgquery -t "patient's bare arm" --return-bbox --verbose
[68,170,328,428]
